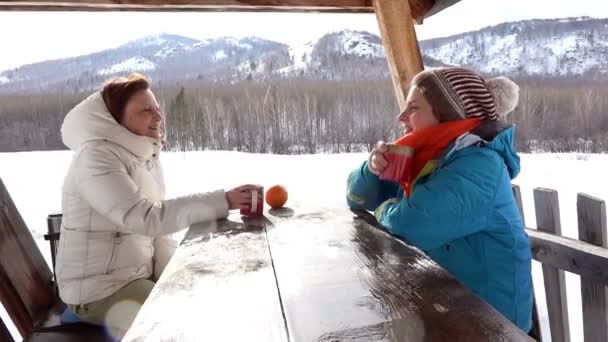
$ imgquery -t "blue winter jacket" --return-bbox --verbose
[346,126,533,333]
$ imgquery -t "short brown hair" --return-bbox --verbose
[101,73,150,123]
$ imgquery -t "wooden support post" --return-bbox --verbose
[577,193,608,342]
[0,178,54,337]
[0,263,30,337]
[373,0,424,111]
[534,188,570,342]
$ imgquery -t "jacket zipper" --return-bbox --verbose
[105,232,121,274]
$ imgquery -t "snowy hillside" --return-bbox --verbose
[420,17,608,78]
[97,57,156,75]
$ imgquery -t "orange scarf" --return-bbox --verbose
[392,118,481,196]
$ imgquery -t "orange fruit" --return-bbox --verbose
[265,185,288,209]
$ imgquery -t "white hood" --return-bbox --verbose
[61,91,159,159]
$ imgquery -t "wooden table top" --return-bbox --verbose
[123,207,532,342]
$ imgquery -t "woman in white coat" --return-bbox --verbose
[56,73,256,338]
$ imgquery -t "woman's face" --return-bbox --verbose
[397,86,439,134]
[121,89,163,141]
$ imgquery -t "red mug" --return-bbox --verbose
[379,144,414,183]
[240,185,264,217]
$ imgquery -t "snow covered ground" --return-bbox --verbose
[1,150,606,341]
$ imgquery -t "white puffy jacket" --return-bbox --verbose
[56,91,229,305]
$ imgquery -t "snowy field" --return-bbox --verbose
[2,150,607,341]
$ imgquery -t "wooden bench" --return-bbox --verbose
[124,206,533,342]
[0,177,112,342]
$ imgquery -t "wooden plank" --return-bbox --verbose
[374,0,424,111]
[577,193,608,342]
[529,295,543,341]
[533,188,570,342]
[0,0,454,19]
[424,0,460,18]
[265,207,533,341]
[122,215,288,342]
[512,185,543,341]
[0,307,16,342]
[0,259,31,337]
[512,184,526,225]
[0,0,375,12]
[527,229,608,283]
[0,178,54,337]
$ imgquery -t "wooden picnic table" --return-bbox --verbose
[123,206,533,342]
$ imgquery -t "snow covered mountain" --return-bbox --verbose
[419,17,608,79]
[1,16,607,94]
[0,33,289,94]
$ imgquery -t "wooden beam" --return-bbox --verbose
[0,0,446,20]
[373,0,424,111]
[533,188,570,342]
[0,178,54,337]
[577,193,608,342]
[0,0,373,12]
[424,0,458,19]
[0,260,31,337]
[527,229,608,285]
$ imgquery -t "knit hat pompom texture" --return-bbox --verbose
[411,67,519,122]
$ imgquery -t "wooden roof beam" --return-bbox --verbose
[0,1,374,13]
[0,0,445,21]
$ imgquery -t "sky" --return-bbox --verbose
[0,0,608,72]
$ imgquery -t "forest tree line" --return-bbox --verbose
[1,78,608,153]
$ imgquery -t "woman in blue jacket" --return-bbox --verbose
[347,67,533,333]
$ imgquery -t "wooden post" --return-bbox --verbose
[577,193,608,342]
[0,263,30,337]
[513,185,543,341]
[373,0,424,111]
[513,184,526,225]
[534,188,570,342]
[0,178,55,337]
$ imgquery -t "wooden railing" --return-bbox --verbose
[512,185,608,342]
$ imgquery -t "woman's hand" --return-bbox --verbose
[368,141,389,176]
[225,185,260,210]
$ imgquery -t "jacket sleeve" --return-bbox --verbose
[346,161,401,211]
[375,149,503,251]
[75,144,229,237]
[153,234,178,281]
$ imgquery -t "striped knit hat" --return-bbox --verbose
[411,67,518,122]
